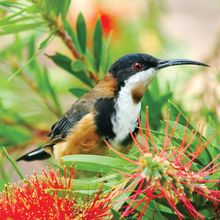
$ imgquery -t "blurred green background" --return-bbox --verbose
[0,0,219,183]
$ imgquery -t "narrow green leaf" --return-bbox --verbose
[73,179,111,190]
[112,180,134,211]
[71,60,86,72]
[61,0,71,19]
[47,188,99,198]
[39,29,56,50]
[168,100,192,129]
[0,1,27,9]
[48,0,70,17]
[149,77,160,99]
[101,32,112,75]
[133,199,168,220]
[0,16,40,28]
[48,52,77,74]
[46,178,111,199]
[167,100,213,164]
[93,17,103,71]
[7,55,36,82]
[168,100,214,146]
[76,12,87,54]
[2,146,24,180]
[0,124,31,146]
[61,155,133,173]
[0,8,25,26]
[69,88,88,98]
[0,179,5,192]
[0,22,46,35]
[111,209,124,220]
[49,53,93,87]
[28,35,43,85]
[25,4,42,14]
[43,68,62,116]
[43,0,66,17]
[0,5,40,26]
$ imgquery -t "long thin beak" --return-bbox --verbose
[156,59,209,70]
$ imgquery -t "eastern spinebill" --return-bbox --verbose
[17,53,208,162]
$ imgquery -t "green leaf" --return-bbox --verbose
[39,29,56,50]
[71,60,86,72]
[61,155,133,173]
[0,22,46,35]
[61,0,71,19]
[48,53,93,88]
[111,209,124,220]
[0,8,25,26]
[167,100,213,165]
[134,200,167,220]
[0,124,31,146]
[76,12,87,54]
[0,16,40,28]
[167,100,211,143]
[0,5,41,27]
[43,0,69,17]
[168,100,192,128]
[25,4,42,14]
[2,147,24,180]
[0,1,27,9]
[69,88,88,98]
[47,188,100,198]
[27,35,43,85]
[93,17,103,71]
[101,32,112,75]
[48,52,72,72]
[0,179,5,192]
[43,68,63,116]
[72,179,111,192]
[46,178,111,199]
[142,91,172,130]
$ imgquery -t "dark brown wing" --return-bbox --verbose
[48,98,94,139]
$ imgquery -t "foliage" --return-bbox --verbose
[0,0,219,219]
[1,112,219,219]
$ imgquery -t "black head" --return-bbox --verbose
[109,53,208,88]
[109,53,158,84]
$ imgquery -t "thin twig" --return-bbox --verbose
[57,28,81,59]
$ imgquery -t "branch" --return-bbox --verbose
[56,26,99,84]
[57,28,81,59]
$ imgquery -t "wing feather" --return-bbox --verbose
[48,99,92,139]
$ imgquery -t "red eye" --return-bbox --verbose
[133,62,142,71]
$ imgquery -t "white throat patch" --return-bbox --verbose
[111,68,156,145]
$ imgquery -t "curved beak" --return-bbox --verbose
[156,59,209,70]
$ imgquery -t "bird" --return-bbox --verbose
[16,53,208,162]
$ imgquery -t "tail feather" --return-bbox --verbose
[16,147,51,162]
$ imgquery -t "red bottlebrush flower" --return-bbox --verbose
[81,189,112,220]
[107,109,220,220]
[90,10,116,36]
[0,168,112,220]
[99,13,114,36]
[0,168,75,220]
